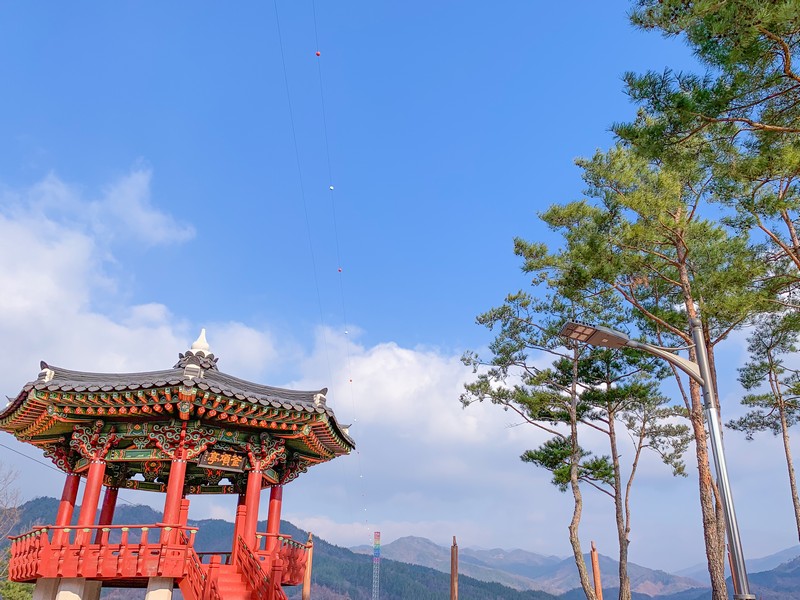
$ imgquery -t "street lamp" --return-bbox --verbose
[560,319,755,600]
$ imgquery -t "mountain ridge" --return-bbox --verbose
[352,535,704,595]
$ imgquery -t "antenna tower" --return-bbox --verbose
[372,531,381,600]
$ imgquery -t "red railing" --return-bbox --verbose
[181,546,207,600]
[253,532,311,586]
[8,524,198,582]
[208,577,223,600]
[235,535,285,600]
[178,549,229,600]
[8,524,302,599]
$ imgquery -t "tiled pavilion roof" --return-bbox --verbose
[0,332,354,493]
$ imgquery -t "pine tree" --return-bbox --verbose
[463,287,689,600]
[515,142,770,600]
[728,311,800,541]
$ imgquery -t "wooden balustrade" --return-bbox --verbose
[7,524,299,599]
[254,532,311,586]
[7,524,199,583]
[8,527,48,581]
[208,577,223,600]
[180,546,207,600]
[235,535,284,600]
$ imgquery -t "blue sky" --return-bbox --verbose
[0,0,795,576]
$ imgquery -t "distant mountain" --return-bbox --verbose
[353,536,561,592]
[748,545,800,573]
[650,556,800,600]
[461,546,564,578]
[558,588,673,600]
[352,535,703,596]
[747,555,800,600]
[676,544,800,584]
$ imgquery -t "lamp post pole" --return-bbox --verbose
[560,319,755,600]
[688,318,753,600]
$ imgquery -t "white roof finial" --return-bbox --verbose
[191,328,210,355]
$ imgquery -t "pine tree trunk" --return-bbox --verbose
[569,474,597,600]
[569,350,596,600]
[689,403,728,600]
[778,402,800,541]
[608,417,631,600]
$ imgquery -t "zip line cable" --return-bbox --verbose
[273,0,370,543]
[272,0,334,394]
[0,441,137,507]
[311,0,355,398]
[0,441,66,474]
[309,0,371,545]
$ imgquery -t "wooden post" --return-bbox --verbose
[243,467,263,548]
[591,541,603,600]
[77,460,106,527]
[162,421,188,543]
[94,487,118,543]
[231,504,247,564]
[55,473,81,545]
[56,474,81,527]
[76,459,106,545]
[207,555,222,599]
[265,485,283,551]
[302,533,314,600]
[266,485,283,534]
[232,493,247,539]
[162,458,187,528]
[450,536,458,600]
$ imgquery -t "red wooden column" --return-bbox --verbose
[245,435,285,552]
[97,486,119,526]
[265,485,283,551]
[243,466,263,548]
[94,486,119,543]
[55,472,81,545]
[153,421,216,544]
[161,422,190,539]
[70,421,118,542]
[77,459,106,528]
[163,457,187,525]
[231,494,248,563]
[161,455,187,542]
[55,473,80,527]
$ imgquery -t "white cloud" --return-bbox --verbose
[205,322,281,381]
[0,210,95,315]
[0,171,201,385]
[90,168,195,246]
[293,332,508,447]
